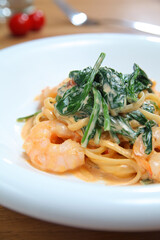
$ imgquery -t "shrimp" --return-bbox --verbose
[23,120,85,172]
[132,127,160,181]
[36,78,75,106]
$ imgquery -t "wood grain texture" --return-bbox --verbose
[1,0,160,49]
[1,0,160,239]
[1,206,160,240]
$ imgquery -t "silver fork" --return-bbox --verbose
[54,0,98,26]
[53,0,160,36]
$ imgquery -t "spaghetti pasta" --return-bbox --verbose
[19,53,160,185]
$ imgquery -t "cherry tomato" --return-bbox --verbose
[29,10,45,31]
[9,13,31,36]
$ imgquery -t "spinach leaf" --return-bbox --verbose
[94,127,102,144]
[56,53,106,115]
[109,130,120,144]
[73,93,95,121]
[126,110,147,125]
[79,93,93,115]
[124,64,153,103]
[17,110,41,122]
[69,67,92,86]
[55,85,83,115]
[55,53,155,154]
[81,88,102,147]
[102,97,110,131]
[142,120,157,154]
[126,111,157,154]
[124,74,138,103]
[98,67,126,112]
[151,101,160,111]
[133,63,152,90]
[110,116,137,141]
[142,101,155,113]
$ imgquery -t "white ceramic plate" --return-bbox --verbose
[1,33,160,231]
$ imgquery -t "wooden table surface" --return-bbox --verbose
[1,0,160,239]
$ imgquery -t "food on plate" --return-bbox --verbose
[18,53,160,185]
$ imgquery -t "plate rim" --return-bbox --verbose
[1,32,160,231]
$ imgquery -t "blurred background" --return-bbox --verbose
[0,0,160,49]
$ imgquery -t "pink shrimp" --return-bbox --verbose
[23,120,85,172]
[132,127,160,181]
[36,78,75,106]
